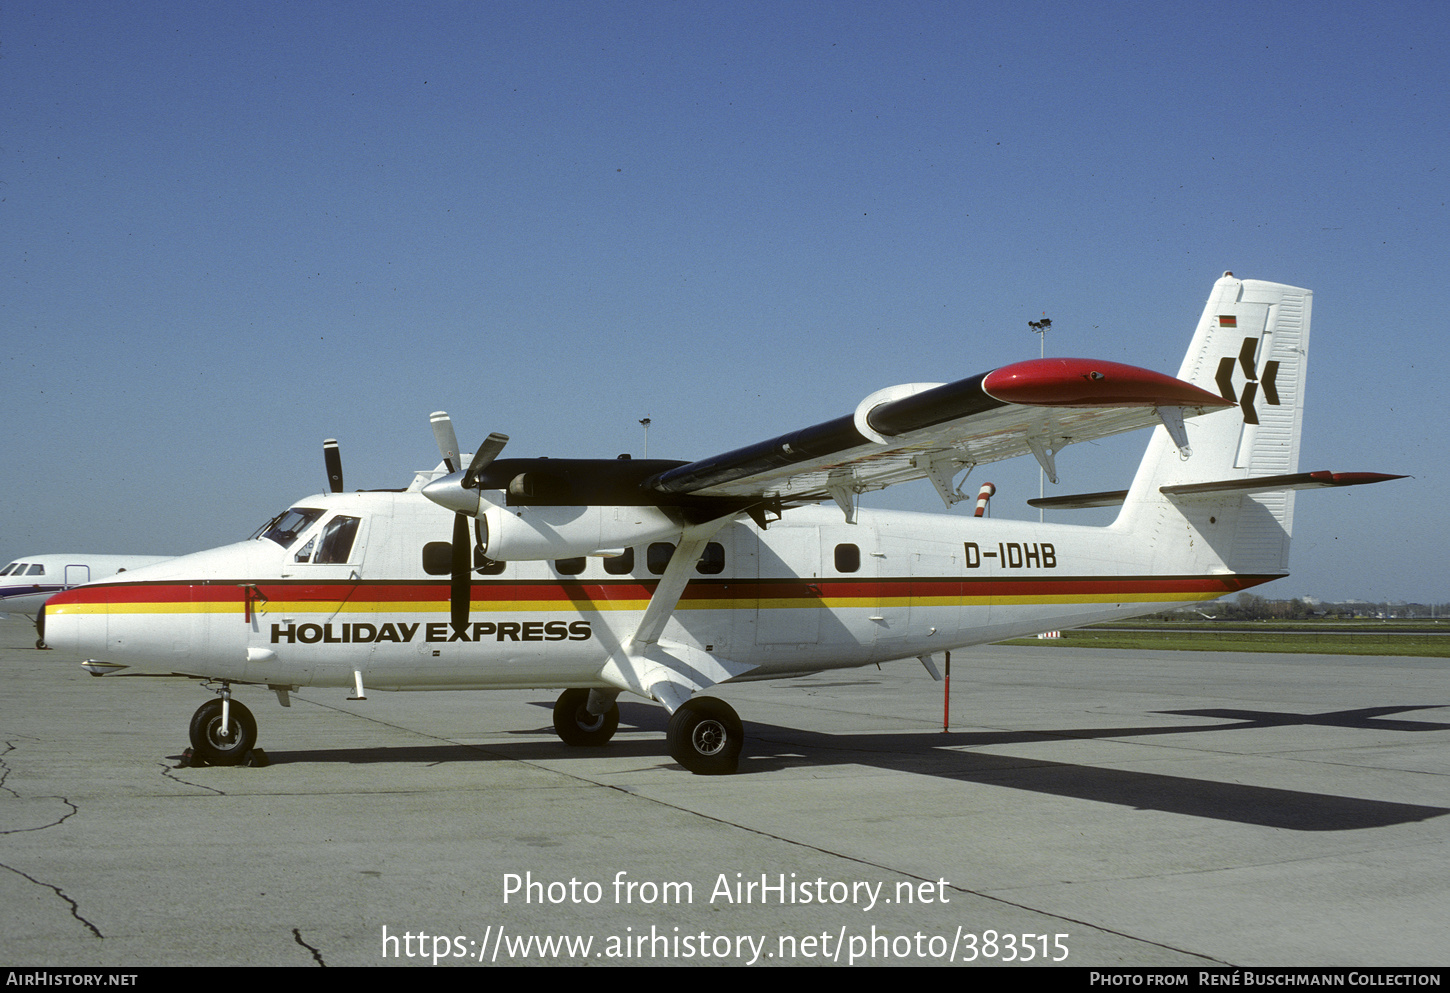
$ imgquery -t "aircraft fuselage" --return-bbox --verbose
[43,491,1268,691]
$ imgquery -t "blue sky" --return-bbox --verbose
[4,1,1446,602]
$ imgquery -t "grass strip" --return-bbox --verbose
[998,628,1450,656]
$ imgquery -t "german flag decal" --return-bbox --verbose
[1219,315,1237,327]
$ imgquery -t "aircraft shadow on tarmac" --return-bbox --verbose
[240,700,1449,833]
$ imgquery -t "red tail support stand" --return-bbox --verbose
[941,650,951,732]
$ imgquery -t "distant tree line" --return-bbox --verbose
[1145,595,1450,621]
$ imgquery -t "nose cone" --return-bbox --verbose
[422,473,482,516]
[39,592,92,657]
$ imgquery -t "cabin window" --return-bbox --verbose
[316,516,361,564]
[696,542,725,575]
[835,543,860,573]
[603,548,635,575]
[478,556,506,575]
[555,557,586,576]
[422,541,453,576]
[647,542,675,575]
[257,507,325,548]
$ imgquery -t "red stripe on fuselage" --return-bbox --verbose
[45,573,1273,607]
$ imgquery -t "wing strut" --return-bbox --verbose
[915,452,973,509]
[597,516,756,713]
[1026,437,1059,485]
[1155,406,1192,457]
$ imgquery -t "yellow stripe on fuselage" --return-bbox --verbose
[49,588,1216,617]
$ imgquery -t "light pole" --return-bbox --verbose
[1028,316,1051,521]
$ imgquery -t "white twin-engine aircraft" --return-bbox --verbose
[43,274,1398,773]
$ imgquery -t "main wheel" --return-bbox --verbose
[667,697,743,775]
[188,698,258,766]
[552,688,619,746]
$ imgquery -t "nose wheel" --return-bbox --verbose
[188,697,258,766]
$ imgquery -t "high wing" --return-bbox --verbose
[643,357,1232,515]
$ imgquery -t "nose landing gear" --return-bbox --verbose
[186,688,259,766]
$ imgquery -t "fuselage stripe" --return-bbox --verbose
[44,574,1270,615]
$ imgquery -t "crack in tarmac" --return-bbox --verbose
[0,795,78,836]
[0,739,103,940]
[0,741,16,799]
[159,759,227,795]
[293,927,327,966]
[0,861,104,940]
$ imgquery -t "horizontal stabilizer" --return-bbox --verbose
[1028,489,1131,510]
[1031,471,1404,510]
[1160,471,1406,497]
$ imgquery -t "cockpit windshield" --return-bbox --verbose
[253,507,325,548]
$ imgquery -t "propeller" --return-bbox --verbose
[463,432,510,489]
[429,412,509,631]
[430,412,462,473]
[451,512,472,631]
[323,439,344,493]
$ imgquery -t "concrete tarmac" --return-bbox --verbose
[2,623,1447,967]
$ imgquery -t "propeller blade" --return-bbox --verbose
[450,512,471,631]
[323,439,344,493]
[462,432,510,488]
[430,411,462,473]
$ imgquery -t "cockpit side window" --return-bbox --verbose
[26,564,45,576]
[0,563,15,576]
[316,516,361,564]
[257,508,325,548]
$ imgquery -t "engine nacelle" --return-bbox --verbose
[479,503,684,561]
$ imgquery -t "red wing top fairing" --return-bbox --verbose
[42,274,1401,773]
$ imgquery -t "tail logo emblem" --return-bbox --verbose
[1215,334,1279,426]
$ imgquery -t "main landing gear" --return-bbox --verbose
[186,687,260,766]
[552,688,620,746]
[551,688,744,775]
[667,697,743,776]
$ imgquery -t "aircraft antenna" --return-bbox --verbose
[639,417,651,459]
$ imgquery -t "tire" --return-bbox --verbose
[188,698,258,766]
[552,688,619,746]
[667,697,743,775]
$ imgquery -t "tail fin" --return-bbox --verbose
[1114,273,1312,578]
